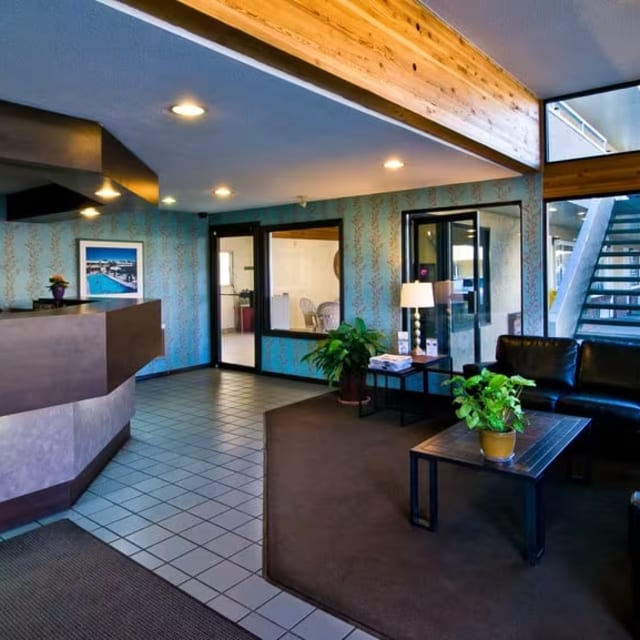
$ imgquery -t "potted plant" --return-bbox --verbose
[47,273,69,301]
[446,368,536,461]
[301,317,386,404]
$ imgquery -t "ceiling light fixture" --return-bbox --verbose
[161,196,177,205]
[213,185,232,198]
[548,206,558,212]
[384,158,405,170]
[80,207,101,218]
[94,181,121,199]
[170,102,206,118]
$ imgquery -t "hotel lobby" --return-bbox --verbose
[1,1,640,639]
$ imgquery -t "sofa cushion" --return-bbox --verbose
[556,392,640,430]
[577,340,640,401]
[520,387,562,411]
[495,335,579,390]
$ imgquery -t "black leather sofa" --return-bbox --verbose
[630,491,640,638]
[463,334,640,446]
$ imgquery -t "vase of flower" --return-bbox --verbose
[51,285,66,301]
[48,274,69,304]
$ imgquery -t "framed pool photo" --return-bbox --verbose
[78,240,144,299]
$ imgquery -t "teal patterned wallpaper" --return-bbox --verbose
[211,174,543,379]
[0,200,210,376]
[0,174,542,382]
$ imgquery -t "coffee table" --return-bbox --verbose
[409,411,592,565]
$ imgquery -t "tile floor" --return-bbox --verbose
[1,369,377,640]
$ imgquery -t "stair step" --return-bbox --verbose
[611,214,640,221]
[591,276,640,283]
[599,251,640,258]
[602,240,640,246]
[587,288,640,296]
[594,263,640,269]
[576,317,640,327]
[583,303,640,312]
[606,230,640,236]
[575,332,640,343]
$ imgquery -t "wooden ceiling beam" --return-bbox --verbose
[117,0,540,172]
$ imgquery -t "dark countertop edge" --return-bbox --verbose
[0,298,160,319]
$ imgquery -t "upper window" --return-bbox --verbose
[546,80,640,162]
[264,221,342,334]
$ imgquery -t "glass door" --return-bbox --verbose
[211,226,258,369]
[412,213,480,372]
[407,205,522,373]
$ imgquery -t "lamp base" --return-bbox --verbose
[411,346,425,356]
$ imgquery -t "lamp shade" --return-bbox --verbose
[400,281,434,308]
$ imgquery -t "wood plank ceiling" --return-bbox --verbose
[115,0,540,173]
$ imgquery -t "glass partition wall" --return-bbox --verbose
[405,205,522,373]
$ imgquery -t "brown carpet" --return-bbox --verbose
[264,393,636,640]
[0,519,258,640]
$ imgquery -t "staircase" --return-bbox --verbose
[575,203,640,343]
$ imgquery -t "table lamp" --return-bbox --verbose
[400,281,434,356]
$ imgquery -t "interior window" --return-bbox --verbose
[546,80,640,162]
[265,222,342,334]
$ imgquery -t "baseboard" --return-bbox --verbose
[136,363,210,381]
[0,422,130,533]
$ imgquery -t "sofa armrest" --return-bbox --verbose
[462,361,500,378]
[630,492,640,636]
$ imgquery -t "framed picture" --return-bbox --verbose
[78,240,144,298]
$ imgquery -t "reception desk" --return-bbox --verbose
[0,298,162,531]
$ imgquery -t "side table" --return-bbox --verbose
[359,365,425,425]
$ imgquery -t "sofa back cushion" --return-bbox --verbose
[578,340,640,400]
[495,335,579,390]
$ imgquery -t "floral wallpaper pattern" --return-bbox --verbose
[0,174,542,382]
[0,201,210,376]
[212,174,543,379]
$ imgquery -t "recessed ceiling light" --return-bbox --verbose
[161,196,177,205]
[80,207,101,218]
[384,158,405,170]
[577,210,585,216]
[213,185,232,198]
[548,206,558,212]
[170,102,206,118]
[94,183,121,199]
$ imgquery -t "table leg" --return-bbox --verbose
[409,455,438,530]
[400,375,407,425]
[524,480,545,565]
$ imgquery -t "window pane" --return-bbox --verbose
[267,224,341,333]
[547,194,640,343]
[546,83,640,162]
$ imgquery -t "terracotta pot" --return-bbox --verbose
[478,429,516,462]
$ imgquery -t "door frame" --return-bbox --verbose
[403,201,522,371]
[209,222,261,371]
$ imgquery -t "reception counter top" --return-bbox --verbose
[0,297,162,531]
[0,298,162,417]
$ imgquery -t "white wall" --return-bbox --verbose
[271,237,339,330]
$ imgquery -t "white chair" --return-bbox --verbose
[299,297,319,331]
[317,301,340,331]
